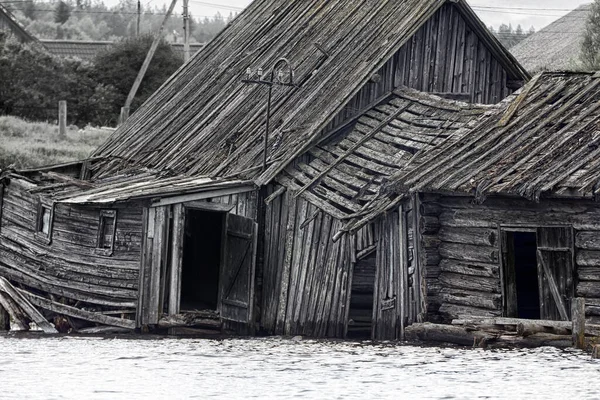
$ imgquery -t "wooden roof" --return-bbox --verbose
[40,40,206,61]
[387,72,600,201]
[510,4,590,73]
[278,87,495,220]
[91,0,527,184]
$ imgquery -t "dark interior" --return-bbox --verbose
[513,232,541,319]
[347,252,376,339]
[180,209,223,311]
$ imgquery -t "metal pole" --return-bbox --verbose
[263,83,273,171]
[183,0,190,62]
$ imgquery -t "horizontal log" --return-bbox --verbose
[439,272,501,293]
[577,250,600,267]
[577,281,600,298]
[453,317,600,336]
[439,226,498,247]
[405,322,493,346]
[578,267,600,282]
[439,288,501,310]
[576,231,600,251]
[421,248,441,266]
[420,202,441,217]
[439,242,499,263]
[19,289,136,329]
[438,304,502,320]
[439,259,499,278]
[157,314,221,329]
[420,235,441,249]
[420,216,440,234]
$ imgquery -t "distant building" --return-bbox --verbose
[40,39,206,61]
[511,4,591,72]
[0,3,37,43]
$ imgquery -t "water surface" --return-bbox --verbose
[1,335,599,399]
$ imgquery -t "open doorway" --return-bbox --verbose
[503,231,540,319]
[347,251,376,339]
[180,209,224,311]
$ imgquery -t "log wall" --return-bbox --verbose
[428,195,600,323]
[0,178,143,313]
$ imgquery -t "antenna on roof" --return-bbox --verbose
[243,58,297,172]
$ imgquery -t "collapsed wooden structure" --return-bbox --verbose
[0,0,542,340]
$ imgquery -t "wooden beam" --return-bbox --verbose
[122,0,178,117]
[19,289,136,330]
[572,297,586,349]
[168,204,184,315]
[151,185,256,207]
[0,277,57,333]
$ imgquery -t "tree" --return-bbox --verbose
[91,34,183,115]
[23,1,37,21]
[582,0,600,70]
[54,1,71,24]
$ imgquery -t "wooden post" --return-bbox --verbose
[0,303,9,331]
[592,345,600,359]
[123,0,178,114]
[119,107,130,125]
[572,297,586,349]
[183,0,190,62]
[58,100,67,139]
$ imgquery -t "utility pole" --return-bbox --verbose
[136,0,141,36]
[183,0,190,62]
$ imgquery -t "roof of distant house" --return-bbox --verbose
[510,4,592,72]
[40,39,206,60]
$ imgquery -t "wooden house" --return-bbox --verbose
[379,71,600,329]
[0,0,528,339]
[0,3,36,43]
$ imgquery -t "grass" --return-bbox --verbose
[0,116,114,170]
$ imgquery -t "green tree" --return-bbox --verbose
[582,0,600,70]
[54,1,71,24]
[91,34,183,116]
[23,1,37,21]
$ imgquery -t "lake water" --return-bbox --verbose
[1,334,599,399]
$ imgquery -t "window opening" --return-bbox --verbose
[35,200,54,244]
[96,210,117,256]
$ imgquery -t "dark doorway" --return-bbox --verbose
[347,251,376,339]
[506,231,541,319]
[180,209,224,311]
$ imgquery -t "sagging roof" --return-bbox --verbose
[40,39,206,61]
[387,71,600,201]
[510,4,590,72]
[278,87,497,221]
[0,3,37,43]
[91,0,527,185]
[3,168,252,205]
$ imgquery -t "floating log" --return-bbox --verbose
[158,313,221,329]
[453,316,600,337]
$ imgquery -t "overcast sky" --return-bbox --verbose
[121,0,592,31]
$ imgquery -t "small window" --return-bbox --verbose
[34,200,54,244]
[96,210,117,256]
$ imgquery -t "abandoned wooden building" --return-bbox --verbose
[373,72,600,333]
[0,0,529,339]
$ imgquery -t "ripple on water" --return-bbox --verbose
[0,335,599,399]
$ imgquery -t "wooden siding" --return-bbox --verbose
[328,2,514,130]
[426,195,600,323]
[261,186,355,337]
[0,179,143,312]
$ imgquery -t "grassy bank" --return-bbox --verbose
[0,116,113,170]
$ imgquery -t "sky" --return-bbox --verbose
[109,0,592,31]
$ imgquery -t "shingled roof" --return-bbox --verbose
[91,0,527,185]
[510,4,591,72]
[388,72,600,201]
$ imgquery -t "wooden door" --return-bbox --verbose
[536,227,574,321]
[219,213,258,327]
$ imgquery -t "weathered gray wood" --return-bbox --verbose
[572,297,586,349]
[439,226,498,246]
[0,277,57,333]
[275,190,297,334]
[0,290,28,331]
[58,100,67,139]
[168,204,184,315]
[575,231,600,251]
[158,313,221,329]
[0,301,8,331]
[439,242,499,263]
[20,289,135,329]
[537,249,569,321]
[439,259,499,278]
[577,250,600,267]
[439,272,500,293]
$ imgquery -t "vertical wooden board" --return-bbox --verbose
[398,204,409,340]
[342,234,355,338]
[433,6,449,92]
[0,183,4,234]
[421,18,433,91]
[168,204,184,315]
[284,197,307,335]
[292,203,317,333]
[317,220,341,337]
[260,188,275,331]
[275,190,297,334]
[444,6,459,92]
[328,232,348,337]
[298,210,323,334]
[148,206,166,324]
[306,214,332,336]
[452,13,466,93]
